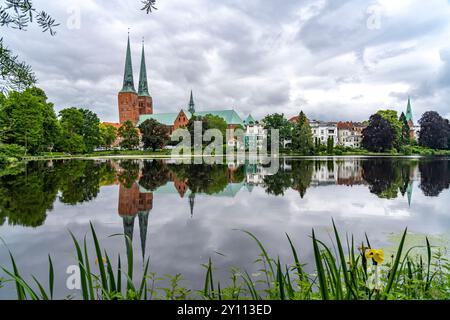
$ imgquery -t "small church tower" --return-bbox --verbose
[118,33,139,124]
[138,39,153,116]
[188,90,195,114]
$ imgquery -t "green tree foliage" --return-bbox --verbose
[262,163,292,196]
[0,87,59,153]
[0,161,59,227]
[399,112,411,146]
[419,160,450,196]
[99,123,117,149]
[118,121,140,150]
[80,109,101,152]
[262,113,292,150]
[57,107,101,153]
[57,108,86,154]
[377,110,402,149]
[0,160,116,227]
[187,114,228,147]
[362,159,413,199]
[362,114,394,152]
[291,160,314,198]
[57,160,103,205]
[0,38,35,92]
[292,111,314,155]
[1,0,60,92]
[139,160,170,191]
[139,119,169,151]
[419,111,450,150]
[327,136,334,154]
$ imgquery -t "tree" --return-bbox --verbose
[80,109,101,152]
[139,118,169,151]
[139,160,170,191]
[327,136,334,154]
[291,111,314,155]
[57,108,85,153]
[362,114,394,152]
[186,114,228,147]
[262,113,292,150]
[0,87,59,153]
[399,112,411,146]
[419,111,449,150]
[99,123,118,149]
[377,110,402,149]
[118,120,140,150]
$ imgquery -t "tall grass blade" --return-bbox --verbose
[90,222,109,293]
[384,228,408,297]
[69,231,88,300]
[83,237,95,300]
[48,255,54,300]
[286,233,305,282]
[312,229,329,300]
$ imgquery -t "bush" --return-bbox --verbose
[0,143,26,161]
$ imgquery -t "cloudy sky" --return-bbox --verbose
[2,0,450,122]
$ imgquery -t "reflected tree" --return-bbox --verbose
[263,165,292,196]
[117,160,140,188]
[0,161,59,227]
[291,160,314,198]
[419,160,450,197]
[139,160,169,191]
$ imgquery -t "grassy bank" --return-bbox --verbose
[21,147,450,161]
[1,221,449,300]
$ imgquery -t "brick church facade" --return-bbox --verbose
[118,35,153,125]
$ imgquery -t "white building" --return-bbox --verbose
[244,115,266,150]
[337,122,366,148]
[310,120,338,146]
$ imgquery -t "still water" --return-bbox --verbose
[0,157,449,299]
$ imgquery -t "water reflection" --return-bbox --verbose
[1,157,450,298]
[1,158,450,229]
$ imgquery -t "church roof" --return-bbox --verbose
[187,110,244,126]
[138,112,180,126]
[138,109,244,127]
[244,114,256,125]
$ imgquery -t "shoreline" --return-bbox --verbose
[19,152,450,161]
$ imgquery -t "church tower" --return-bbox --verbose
[188,90,195,114]
[118,34,139,124]
[138,40,153,116]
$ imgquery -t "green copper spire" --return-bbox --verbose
[188,90,195,114]
[121,33,136,93]
[406,96,413,123]
[138,39,151,97]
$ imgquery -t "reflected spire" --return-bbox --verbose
[407,181,413,207]
[189,193,195,218]
[122,215,135,252]
[138,211,149,260]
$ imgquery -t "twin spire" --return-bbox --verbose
[121,33,150,97]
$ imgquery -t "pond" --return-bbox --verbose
[0,157,449,299]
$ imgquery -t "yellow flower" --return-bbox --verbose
[95,256,107,265]
[365,249,385,264]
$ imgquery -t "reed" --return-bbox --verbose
[0,221,448,300]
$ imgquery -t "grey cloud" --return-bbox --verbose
[1,0,450,123]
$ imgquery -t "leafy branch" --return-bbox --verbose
[141,0,157,14]
[0,0,60,35]
[0,38,36,93]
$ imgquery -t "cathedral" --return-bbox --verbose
[118,34,153,124]
[116,34,244,132]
